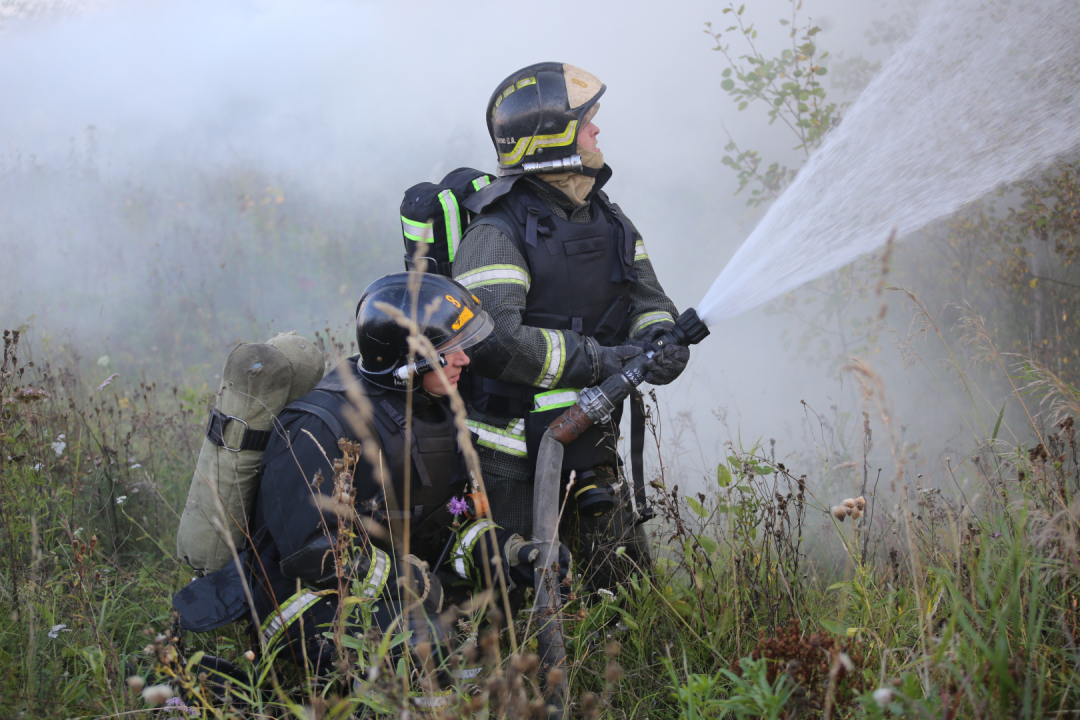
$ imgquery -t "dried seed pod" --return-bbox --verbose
[842,498,857,510]
[605,662,624,683]
[141,684,174,706]
[831,505,849,521]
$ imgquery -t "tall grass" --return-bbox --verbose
[2,292,1079,718]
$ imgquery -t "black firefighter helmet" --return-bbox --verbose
[486,62,605,175]
[355,272,493,390]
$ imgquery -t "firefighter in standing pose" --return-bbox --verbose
[454,63,689,594]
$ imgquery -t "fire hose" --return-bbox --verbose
[531,308,710,716]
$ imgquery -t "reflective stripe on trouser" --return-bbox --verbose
[356,688,454,713]
[260,547,390,647]
[630,311,673,338]
[402,216,435,243]
[468,418,526,457]
[354,547,392,599]
[532,388,579,412]
[411,690,454,710]
[261,590,322,647]
[451,519,498,578]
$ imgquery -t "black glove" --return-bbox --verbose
[633,324,690,386]
[598,344,643,382]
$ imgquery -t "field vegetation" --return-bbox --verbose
[3,293,1080,719]
[4,1,1080,718]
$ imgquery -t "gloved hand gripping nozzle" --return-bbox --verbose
[549,308,710,445]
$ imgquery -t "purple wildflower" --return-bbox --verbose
[448,496,469,517]
[993,532,1002,539]
[165,696,198,716]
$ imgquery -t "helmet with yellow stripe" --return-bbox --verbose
[355,272,493,390]
[486,62,605,176]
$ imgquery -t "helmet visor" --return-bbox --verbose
[432,307,493,356]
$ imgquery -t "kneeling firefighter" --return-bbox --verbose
[173,272,566,704]
[453,62,690,595]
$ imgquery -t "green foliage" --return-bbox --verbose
[710,0,1080,379]
[706,0,909,372]
[6,297,1080,717]
[706,2,839,207]
[935,162,1080,386]
[669,657,796,720]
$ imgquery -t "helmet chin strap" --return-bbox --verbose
[498,154,599,177]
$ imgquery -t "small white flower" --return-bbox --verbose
[32,463,43,471]
[74,527,83,537]
[97,355,110,368]
[873,687,894,708]
[51,434,66,456]
[48,624,71,639]
[838,652,854,672]
[597,588,616,602]
[116,496,127,505]
[141,684,173,706]
[130,463,141,469]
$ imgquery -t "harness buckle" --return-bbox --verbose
[218,413,250,453]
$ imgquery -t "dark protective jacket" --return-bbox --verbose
[174,358,487,668]
[457,170,674,472]
[247,359,467,617]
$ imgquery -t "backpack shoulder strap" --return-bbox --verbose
[374,395,434,488]
[463,174,521,214]
[288,392,347,441]
[465,179,555,259]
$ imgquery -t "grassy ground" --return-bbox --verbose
[2,315,1079,720]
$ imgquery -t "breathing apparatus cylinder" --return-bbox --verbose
[176,332,324,574]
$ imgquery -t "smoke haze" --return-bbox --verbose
[4,0,981,494]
